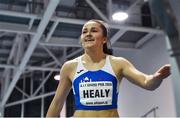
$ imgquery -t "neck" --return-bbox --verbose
[83,49,106,62]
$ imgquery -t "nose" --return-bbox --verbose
[86,31,92,37]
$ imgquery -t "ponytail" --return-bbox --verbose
[103,42,113,55]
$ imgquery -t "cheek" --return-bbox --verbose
[96,35,107,44]
[80,35,84,42]
[95,34,103,40]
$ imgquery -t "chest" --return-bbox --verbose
[82,59,106,71]
[72,70,119,107]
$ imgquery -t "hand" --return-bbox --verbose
[154,64,171,79]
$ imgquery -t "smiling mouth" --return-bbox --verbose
[84,38,95,42]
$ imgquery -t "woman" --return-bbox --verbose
[46,19,171,117]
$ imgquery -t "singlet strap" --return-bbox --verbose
[102,55,119,93]
[101,55,116,77]
[73,56,87,81]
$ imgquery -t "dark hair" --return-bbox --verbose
[85,19,113,55]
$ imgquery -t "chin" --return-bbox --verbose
[83,44,96,49]
[83,43,94,48]
[84,45,93,49]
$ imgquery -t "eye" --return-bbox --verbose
[92,29,98,32]
[82,30,87,34]
[91,27,99,32]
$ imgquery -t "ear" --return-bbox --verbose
[103,37,107,44]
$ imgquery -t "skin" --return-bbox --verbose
[46,21,171,117]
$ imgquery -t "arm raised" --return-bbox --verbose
[121,58,171,90]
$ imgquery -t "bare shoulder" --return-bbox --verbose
[62,57,79,71]
[107,55,130,79]
[64,57,78,66]
[109,55,132,70]
[61,56,80,80]
[109,55,129,64]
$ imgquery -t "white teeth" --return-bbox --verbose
[87,39,94,41]
[85,38,94,41]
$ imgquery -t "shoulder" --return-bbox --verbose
[107,55,131,79]
[60,56,80,79]
[109,55,133,69]
[61,56,79,71]
[109,55,129,64]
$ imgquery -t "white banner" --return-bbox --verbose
[79,81,113,106]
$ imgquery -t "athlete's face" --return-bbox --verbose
[80,21,107,49]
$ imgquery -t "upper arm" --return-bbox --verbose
[46,61,74,117]
[53,62,72,104]
[121,58,148,88]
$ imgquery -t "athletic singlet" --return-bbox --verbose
[72,55,119,110]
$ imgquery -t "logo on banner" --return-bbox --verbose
[81,77,92,83]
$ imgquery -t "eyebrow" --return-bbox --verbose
[83,27,99,30]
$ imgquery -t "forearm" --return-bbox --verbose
[46,98,64,117]
[144,74,163,90]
